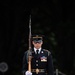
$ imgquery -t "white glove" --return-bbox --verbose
[25,71,32,75]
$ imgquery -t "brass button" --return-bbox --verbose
[36,60,38,62]
[36,64,38,66]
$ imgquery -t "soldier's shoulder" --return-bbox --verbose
[43,49,51,55]
[24,50,28,54]
[43,49,50,52]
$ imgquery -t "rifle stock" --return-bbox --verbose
[28,55,32,72]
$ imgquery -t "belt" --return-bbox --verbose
[31,68,45,74]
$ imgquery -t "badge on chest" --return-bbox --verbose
[40,56,47,62]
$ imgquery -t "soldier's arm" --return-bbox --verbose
[22,51,28,75]
[47,51,54,75]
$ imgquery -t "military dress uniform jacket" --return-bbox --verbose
[22,48,54,75]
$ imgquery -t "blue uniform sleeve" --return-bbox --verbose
[47,52,54,75]
[22,51,28,75]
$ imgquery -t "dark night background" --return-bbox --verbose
[0,0,75,75]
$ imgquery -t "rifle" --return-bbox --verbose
[28,15,32,72]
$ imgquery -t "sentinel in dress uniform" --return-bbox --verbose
[22,35,54,75]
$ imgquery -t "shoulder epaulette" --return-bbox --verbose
[43,49,51,56]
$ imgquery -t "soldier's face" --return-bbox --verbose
[32,41,43,49]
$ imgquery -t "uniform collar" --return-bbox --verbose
[34,47,41,54]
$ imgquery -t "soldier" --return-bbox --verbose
[22,35,54,75]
